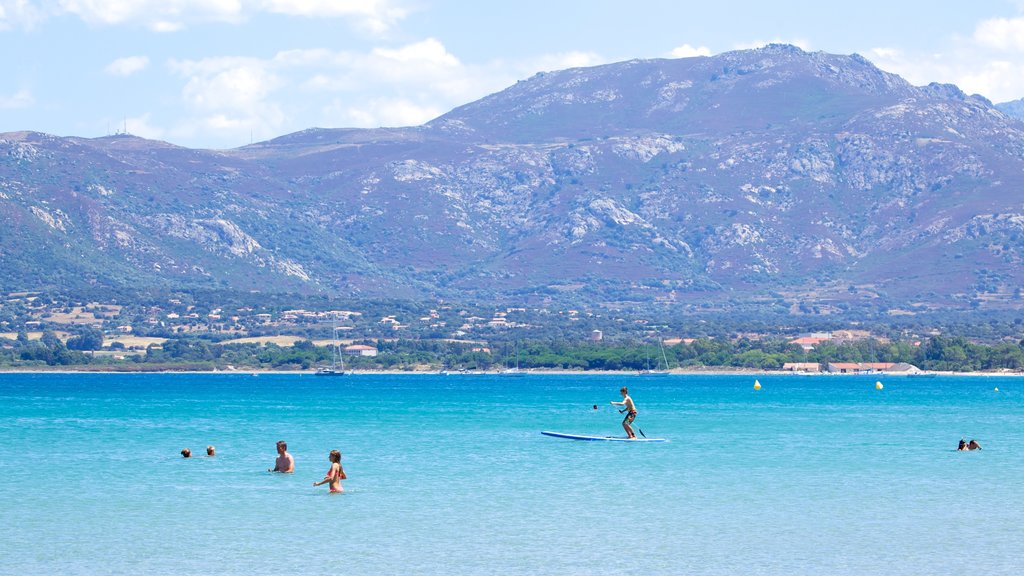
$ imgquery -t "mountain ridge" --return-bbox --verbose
[4,44,1024,313]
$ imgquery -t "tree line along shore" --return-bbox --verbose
[3,332,1024,374]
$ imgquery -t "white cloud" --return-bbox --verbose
[0,88,34,108]
[172,56,282,110]
[124,112,165,140]
[151,20,183,32]
[872,46,1024,102]
[163,38,606,146]
[260,0,405,33]
[168,55,292,145]
[0,0,45,29]
[58,0,244,28]
[669,44,712,58]
[372,38,460,67]
[326,96,443,128]
[974,17,1024,52]
[11,0,406,32]
[105,55,150,76]
[525,51,604,73]
[869,13,1024,104]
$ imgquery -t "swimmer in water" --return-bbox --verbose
[313,450,346,493]
[269,440,294,473]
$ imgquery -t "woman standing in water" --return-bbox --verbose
[313,450,346,493]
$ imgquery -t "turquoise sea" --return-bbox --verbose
[1,372,1022,575]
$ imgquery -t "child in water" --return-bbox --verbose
[313,450,346,493]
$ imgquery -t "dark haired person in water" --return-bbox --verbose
[968,439,982,451]
[958,439,967,451]
[181,448,191,458]
[206,445,216,457]
[313,450,346,493]
[269,440,294,473]
[610,386,638,439]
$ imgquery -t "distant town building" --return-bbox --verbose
[344,344,378,357]
[826,362,896,373]
[782,362,821,372]
[826,362,860,373]
[790,336,829,351]
[590,330,603,342]
[887,363,922,373]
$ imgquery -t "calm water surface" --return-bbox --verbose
[1,372,1021,575]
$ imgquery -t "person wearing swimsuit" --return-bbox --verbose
[610,386,638,439]
[313,450,346,493]
[269,440,294,473]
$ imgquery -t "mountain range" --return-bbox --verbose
[4,44,1024,314]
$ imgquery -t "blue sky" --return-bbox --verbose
[3,0,1024,149]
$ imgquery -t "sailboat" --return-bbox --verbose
[315,326,348,376]
[638,339,671,376]
[500,341,526,376]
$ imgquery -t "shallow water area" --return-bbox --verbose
[1,372,1021,575]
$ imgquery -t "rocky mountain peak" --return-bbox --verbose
[4,47,1024,313]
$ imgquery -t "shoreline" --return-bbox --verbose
[1,367,1022,377]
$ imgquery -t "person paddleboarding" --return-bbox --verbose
[610,386,638,439]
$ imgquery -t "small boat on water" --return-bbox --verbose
[500,341,527,376]
[315,367,346,376]
[315,326,349,376]
[638,369,670,376]
[500,367,527,377]
[638,338,672,376]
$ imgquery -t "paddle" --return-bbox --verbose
[617,407,647,439]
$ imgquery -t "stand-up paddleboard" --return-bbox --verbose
[541,431,667,442]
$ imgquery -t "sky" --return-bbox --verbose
[4,1,1024,149]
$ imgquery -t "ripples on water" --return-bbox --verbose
[0,372,1021,575]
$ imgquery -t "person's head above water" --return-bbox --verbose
[181,448,191,458]
[206,445,215,456]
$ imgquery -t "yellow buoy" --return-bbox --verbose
[875,381,883,390]
[753,380,761,390]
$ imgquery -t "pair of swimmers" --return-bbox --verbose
[181,445,215,458]
[957,439,982,451]
[268,440,346,493]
